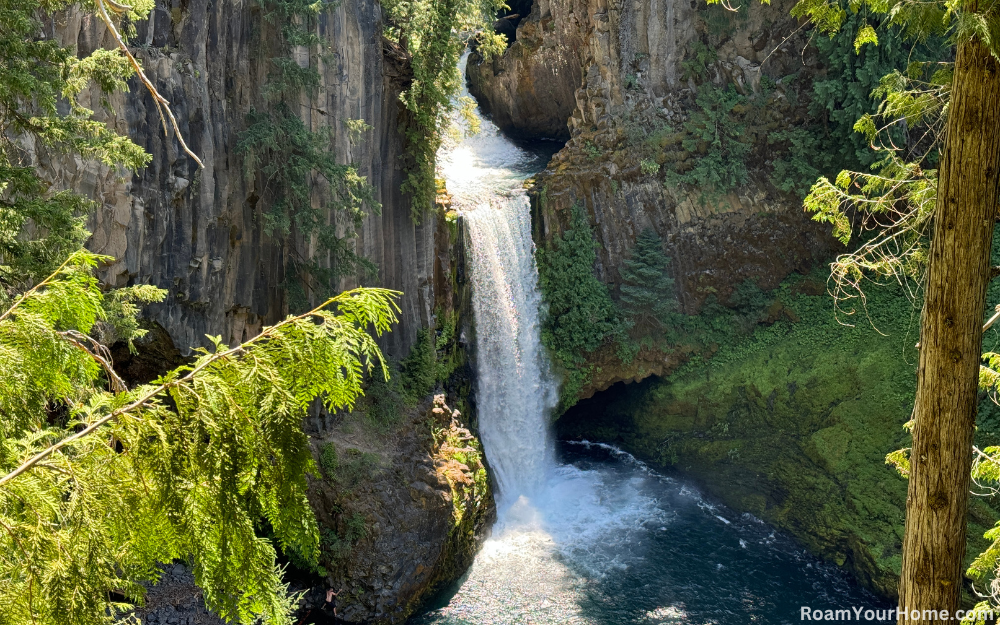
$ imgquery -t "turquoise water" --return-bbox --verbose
[411,442,888,625]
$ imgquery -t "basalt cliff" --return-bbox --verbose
[40,2,488,623]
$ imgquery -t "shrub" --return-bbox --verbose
[640,158,661,176]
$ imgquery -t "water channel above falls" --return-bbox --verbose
[412,53,887,625]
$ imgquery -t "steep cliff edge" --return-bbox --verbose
[303,394,494,623]
[37,2,488,622]
[467,0,857,397]
[47,0,437,359]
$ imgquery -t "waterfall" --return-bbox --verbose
[415,50,886,625]
[465,194,556,504]
[440,51,558,507]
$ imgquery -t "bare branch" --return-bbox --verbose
[94,0,204,168]
[58,330,127,393]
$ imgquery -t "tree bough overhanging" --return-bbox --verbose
[0,250,401,625]
[754,0,1000,617]
[0,0,204,295]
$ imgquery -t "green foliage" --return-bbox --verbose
[767,127,830,197]
[681,41,719,82]
[321,512,369,561]
[397,312,465,404]
[432,419,489,526]
[809,8,946,171]
[239,0,378,307]
[702,1,749,39]
[238,105,378,305]
[381,0,506,221]
[319,442,340,479]
[618,229,676,329]
[0,0,153,295]
[363,362,406,429]
[95,284,170,351]
[401,328,438,402]
[788,0,987,54]
[537,204,623,410]
[665,85,755,196]
[639,158,661,176]
[800,21,947,320]
[319,444,382,488]
[0,250,400,625]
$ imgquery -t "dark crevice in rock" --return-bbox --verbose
[556,376,661,442]
[109,321,188,387]
[495,0,532,45]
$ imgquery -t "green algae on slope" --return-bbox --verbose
[557,274,1000,599]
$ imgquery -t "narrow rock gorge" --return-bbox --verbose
[7,0,996,620]
[462,0,996,606]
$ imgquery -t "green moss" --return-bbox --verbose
[559,275,1000,597]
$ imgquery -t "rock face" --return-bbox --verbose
[39,3,486,622]
[468,0,837,319]
[45,0,439,359]
[129,394,494,625]
[467,1,581,140]
[305,395,494,623]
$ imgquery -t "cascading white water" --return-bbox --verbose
[465,197,556,502]
[439,51,558,507]
[415,52,885,625]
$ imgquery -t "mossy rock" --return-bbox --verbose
[558,277,1000,600]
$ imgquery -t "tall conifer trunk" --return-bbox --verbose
[898,38,1000,625]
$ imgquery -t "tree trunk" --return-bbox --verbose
[898,39,1000,625]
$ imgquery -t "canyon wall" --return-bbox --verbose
[36,3,486,622]
[45,0,439,359]
[470,0,837,319]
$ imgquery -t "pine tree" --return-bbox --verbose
[619,228,676,329]
[537,203,621,360]
[0,251,400,625]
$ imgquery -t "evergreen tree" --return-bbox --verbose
[759,0,1000,618]
[0,251,400,625]
[619,228,676,329]
[537,203,622,409]
[537,203,621,360]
